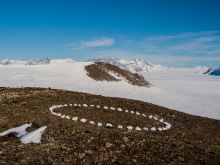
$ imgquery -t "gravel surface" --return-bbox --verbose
[0,87,219,164]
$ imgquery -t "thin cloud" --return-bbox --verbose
[68,38,115,50]
[67,31,220,67]
[81,38,115,48]
[137,31,220,56]
[142,31,220,42]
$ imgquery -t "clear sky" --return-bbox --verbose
[0,0,220,67]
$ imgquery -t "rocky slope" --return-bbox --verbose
[0,88,219,164]
[85,62,150,87]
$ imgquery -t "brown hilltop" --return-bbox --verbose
[85,62,151,87]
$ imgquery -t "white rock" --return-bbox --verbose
[150,127,156,131]
[96,105,100,108]
[164,122,171,129]
[117,125,123,129]
[90,105,94,107]
[143,127,148,131]
[97,123,102,127]
[110,107,115,110]
[72,117,78,121]
[61,115,66,118]
[127,126,133,130]
[106,123,113,128]
[136,112,140,115]
[149,115,153,119]
[104,106,108,109]
[162,127,167,130]
[89,121,95,125]
[135,126,142,131]
[65,115,70,119]
[125,110,129,113]
[153,116,158,120]
[142,114,146,117]
[130,111,134,114]
[117,108,123,112]
[80,118,87,123]
[83,104,88,107]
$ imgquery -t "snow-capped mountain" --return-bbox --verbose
[193,66,210,74]
[203,68,214,74]
[0,59,27,65]
[0,58,75,66]
[89,57,166,72]
[0,58,50,66]
[25,58,50,65]
[209,66,220,76]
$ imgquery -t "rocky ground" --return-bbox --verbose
[0,87,219,164]
[85,62,150,87]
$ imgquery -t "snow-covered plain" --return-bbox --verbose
[0,60,219,120]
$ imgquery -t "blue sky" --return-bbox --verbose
[0,0,220,67]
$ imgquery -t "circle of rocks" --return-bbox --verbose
[49,103,171,132]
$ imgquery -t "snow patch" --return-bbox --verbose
[20,126,47,144]
[0,123,47,144]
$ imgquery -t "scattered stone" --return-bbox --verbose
[85,150,93,155]
[79,153,85,159]
[105,142,113,148]
[123,137,129,143]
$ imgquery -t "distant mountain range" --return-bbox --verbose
[1,57,219,76]
[0,58,50,65]
[88,57,166,72]
[0,58,75,65]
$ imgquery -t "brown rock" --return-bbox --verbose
[85,150,93,155]
[105,142,113,148]
[123,137,129,143]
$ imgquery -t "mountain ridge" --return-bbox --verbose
[88,57,167,72]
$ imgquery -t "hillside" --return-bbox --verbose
[85,62,150,87]
[0,88,219,164]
